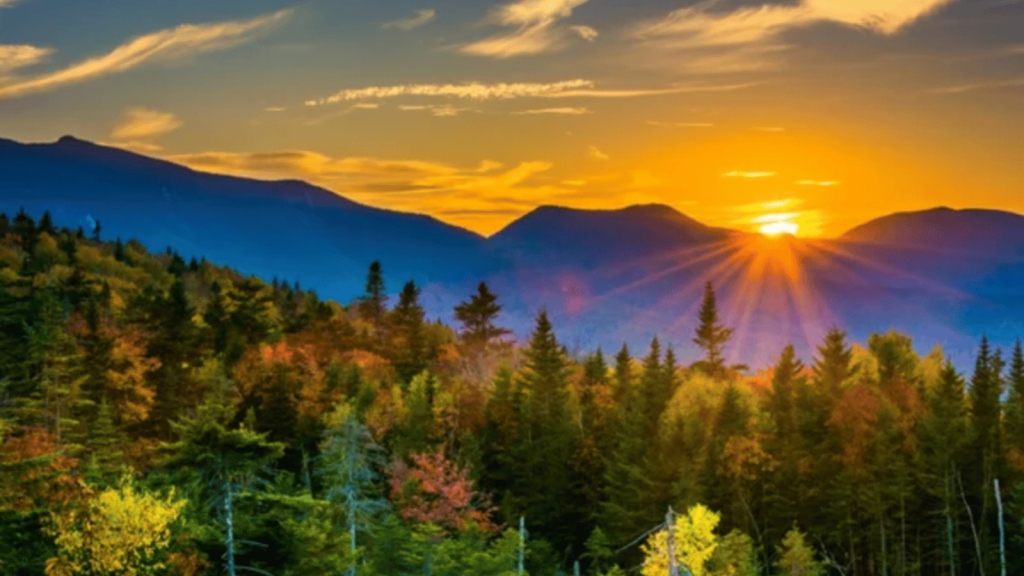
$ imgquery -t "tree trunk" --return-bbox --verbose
[995,479,1006,576]
[225,481,236,576]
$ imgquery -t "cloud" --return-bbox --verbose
[0,45,53,76]
[514,106,592,115]
[399,104,473,116]
[588,146,609,161]
[570,25,598,41]
[796,180,839,186]
[753,126,785,132]
[633,0,957,73]
[0,0,24,6]
[111,107,182,140]
[383,9,436,31]
[265,106,287,112]
[927,78,1024,94]
[307,79,757,106]
[0,10,291,99]
[636,0,957,45]
[167,150,460,180]
[477,160,505,173]
[460,0,592,58]
[723,171,776,178]
[647,120,713,128]
[734,198,805,213]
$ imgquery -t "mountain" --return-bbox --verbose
[2,136,1022,369]
[0,136,494,305]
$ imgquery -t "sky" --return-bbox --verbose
[0,0,1022,237]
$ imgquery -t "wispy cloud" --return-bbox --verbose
[111,107,182,140]
[167,150,460,179]
[570,25,598,41]
[265,106,287,112]
[306,79,755,106]
[796,180,840,187]
[514,106,592,115]
[0,45,53,76]
[0,10,291,99]
[927,77,1024,94]
[723,171,776,178]
[399,104,473,116]
[633,0,957,73]
[753,126,785,132]
[383,8,436,31]
[588,146,609,161]
[460,0,593,58]
[0,0,25,6]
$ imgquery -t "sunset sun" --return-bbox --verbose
[759,221,799,237]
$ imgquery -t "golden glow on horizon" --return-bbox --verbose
[759,221,799,236]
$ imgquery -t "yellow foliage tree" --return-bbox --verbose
[641,504,720,576]
[45,479,186,576]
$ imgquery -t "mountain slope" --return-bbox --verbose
[0,136,493,304]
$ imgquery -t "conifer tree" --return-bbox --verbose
[1004,340,1024,462]
[811,326,853,396]
[359,261,388,330]
[392,280,427,383]
[693,282,734,379]
[775,527,824,576]
[454,282,511,349]
[162,383,285,576]
[514,309,578,548]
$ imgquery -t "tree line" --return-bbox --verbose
[1,209,1023,576]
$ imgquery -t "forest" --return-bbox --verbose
[1,208,1023,576]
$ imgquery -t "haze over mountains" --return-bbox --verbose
[2,136,1022,369]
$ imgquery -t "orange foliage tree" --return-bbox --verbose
[388,448,499,534]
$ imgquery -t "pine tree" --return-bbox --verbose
[1004,340,1024,463]
[0,212,9,236]
[87,398,125,485]
[812,326,853,397]
[358,261,388,330]
[692,282,734,379]
[775,526,824,576]
[37,211,55,237]
[514,309,578,549]
[454,282,511,349]
[392,280,427,383]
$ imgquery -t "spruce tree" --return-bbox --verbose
[1004,340,1024,460]
[812,326,853,396]
[392,280,427,383]
[359,261,388,330]
[692,281,734,379]
[454,282,511,348]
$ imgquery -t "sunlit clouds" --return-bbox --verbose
[927,78,1024,94]
[0,45,53,76]
[514,107,592,115]
[723,171,776,178]
[111,108,182,140]
[305,80,756,107]
[796,180,840,187]
[459,0,593,58]
[382,9,436,31]
[0,9,291,99]
[588,146,609,161]
[632,0,958,73]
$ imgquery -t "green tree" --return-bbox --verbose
[693,282,734,379]
[161,385,285,576]
[454,282,511,349]
[392,280,427,383]
[319,403,389,576]
[358,261,388,331]
[774,527,823,576]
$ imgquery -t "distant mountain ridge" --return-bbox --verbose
[2,135,1022,369]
